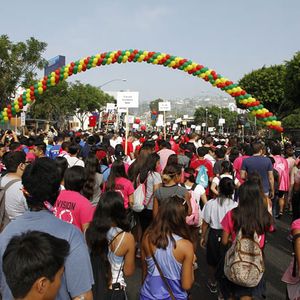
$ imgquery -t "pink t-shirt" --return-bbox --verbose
[54,190,95,232]
[158,149,176,171]
[273,155,290,191]
[114,177,134,209]
[233,155,249,184]
[291,219,300,232]
[221,210,273,248]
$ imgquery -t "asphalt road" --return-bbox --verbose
[126,214,292,300]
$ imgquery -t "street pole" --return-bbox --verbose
[125,107,129,155]
[205,109,208,135]
[163,110,166,140]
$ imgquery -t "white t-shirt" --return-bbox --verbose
[1,175,27,220]
[204,154,216,166]
[183,183,205,205]
[202,197,238,229]
[212,174,240,187]
[66,156,85,168]
[145,172,162,209]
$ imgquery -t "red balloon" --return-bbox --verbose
[135,118,141,124]
[141,125,146,131]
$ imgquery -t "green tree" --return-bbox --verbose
[194,106,238,130]
[285,52,300,112]
[238,65,289,118]
[68,81,114,128]
[30,81,73,128]
[282,108,300,128]
[0,35,47,107]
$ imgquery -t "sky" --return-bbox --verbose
[1,0,300,103]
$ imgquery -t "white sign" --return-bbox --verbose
[218,118,225,126]
[106,103,116,110]
[118,107,127,113]
[191,125,196,129]
[195,125,201,131]
[175,118,182,124]
[158,101,171,112]
[125,115,135,124]
[132,123,139,129]
[166,122,171,126]
[202,123,206,127]
[208,127,215,132]
[20,112,26,126]
[172,124,178,131]
[183,115,188,119]
[117,92,139,108]
[156,114,164,127]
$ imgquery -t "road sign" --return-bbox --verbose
[20,112,26,126]
[158,101,171,112]
[117,92,139,108]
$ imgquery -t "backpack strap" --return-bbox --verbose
[147,237,176,300]
[191,183,197,191]
[1,179,21,192]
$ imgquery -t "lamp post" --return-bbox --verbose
[98,78,127,89]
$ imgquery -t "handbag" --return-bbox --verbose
[108,257,127,300]
[90,231,127,300]
[148,238,176,300]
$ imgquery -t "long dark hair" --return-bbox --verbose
[139,152,160,184]
[232,181,273,237]
[146,196,192,249]
[82,153,99,200]
[128,148,151,183]
[64,166,85,192]
[106,160,128,191]
[86,191,130,285]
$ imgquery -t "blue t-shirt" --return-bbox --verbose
[49,145,61,159]
[0,210,94,299]
[241,156,273,193]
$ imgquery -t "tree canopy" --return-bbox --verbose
[0,35,47,107]
[238,65,288,118]
[32,81,114,129]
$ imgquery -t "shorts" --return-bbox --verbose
[278,190,285,198]
[206,228,223,267]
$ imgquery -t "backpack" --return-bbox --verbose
[132,175,148,212]
[0,179,21,232]
[195,165,209,188]
[185,183,200,227]
[224,230,264,287]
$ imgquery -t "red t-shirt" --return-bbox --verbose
[122,141,133,155]
[190,158,213,195]
[54,190,95,232]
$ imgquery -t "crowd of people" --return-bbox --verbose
[0,127,299,300]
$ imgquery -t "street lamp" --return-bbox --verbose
[98,78,127,89]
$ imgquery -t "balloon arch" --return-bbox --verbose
[2,49,283,132]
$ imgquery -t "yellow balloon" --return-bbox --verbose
[107,58,112,64]
[15,105,19,110]
[266,121,271,126]
[38,87,43,94]
[4,117,8,122]
[170,61,176,67]
[122,57,128,63]
[51,72,55,77]
[251,111,257,116]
